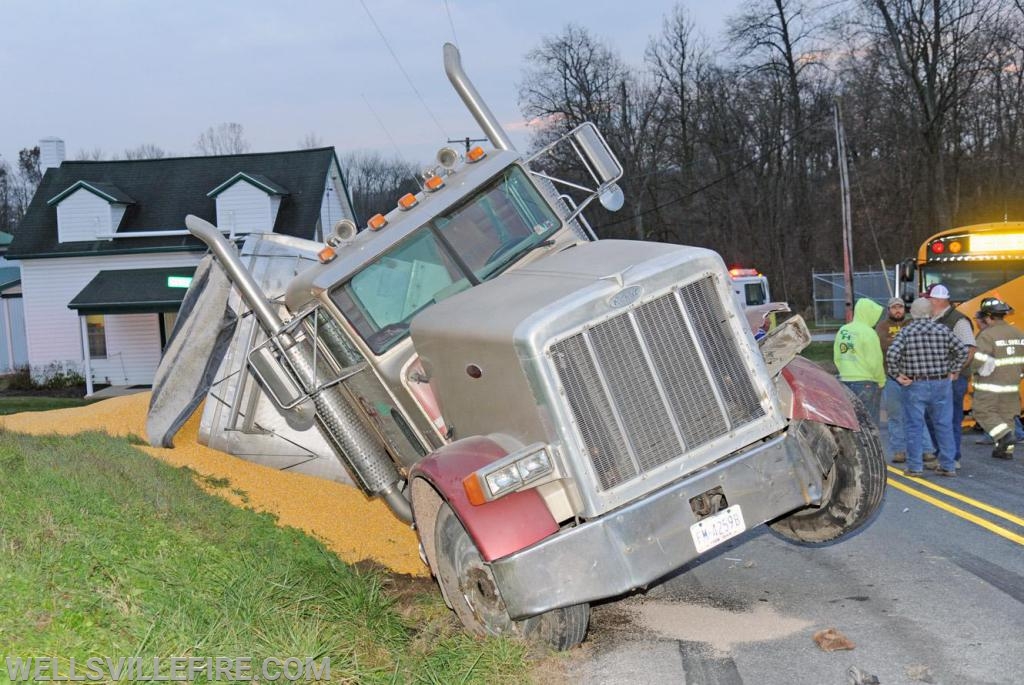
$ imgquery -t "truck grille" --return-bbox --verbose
[551,276,765,491]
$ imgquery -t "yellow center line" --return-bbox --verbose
[886,477,1024,545]
[886,465,1024,527]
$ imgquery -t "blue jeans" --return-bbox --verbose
[883,380,935,457]
[904,379,957,471]
[842,381,881,427]
[951,375,968,462]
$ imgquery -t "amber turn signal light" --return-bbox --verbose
[462,473,487,506]
[368,213,387,231]
[466,146,486,162]
[317,246,336,263]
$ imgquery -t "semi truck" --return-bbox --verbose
[148,43,886,649]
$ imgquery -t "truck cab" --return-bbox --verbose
[149,43,885,650]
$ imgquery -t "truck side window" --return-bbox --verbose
[331,229,470,354]
[436,167,559,279]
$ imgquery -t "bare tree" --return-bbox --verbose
[298,132,324,149]
[863,0,996,230]
[73,148,107,161]
[337,151,420,223]
[518,24,628,139]
[123,144,168,160]
[195,123,250,156]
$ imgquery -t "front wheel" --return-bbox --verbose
[769,395,886,544]
[434,503,589,649]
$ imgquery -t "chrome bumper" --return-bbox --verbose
[491,430,824,619]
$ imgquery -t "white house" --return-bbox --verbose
[10,140,355,392]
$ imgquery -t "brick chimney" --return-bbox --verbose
[39,137,66,171]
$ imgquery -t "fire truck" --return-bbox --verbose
[729,267,771,308]
[148,43,886,649]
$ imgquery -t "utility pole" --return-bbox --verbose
[834,100,855,323]
[448,136,487,153]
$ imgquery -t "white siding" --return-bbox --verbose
[215,182,273,235]
[56,189,112,242]
[111,204,128,231]
[319,165,355,238]
[95,313,163,385]
[20,252,202,385]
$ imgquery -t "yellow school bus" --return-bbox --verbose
[903,221,1024,424]
[908,221,1024,325]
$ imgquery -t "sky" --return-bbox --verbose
[0,0,743,172]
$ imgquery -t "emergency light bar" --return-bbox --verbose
[969,233,1024,253]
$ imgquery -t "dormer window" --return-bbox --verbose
[207,172,289,236]
[47,181,134,243]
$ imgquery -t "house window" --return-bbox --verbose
[86,315,107,359]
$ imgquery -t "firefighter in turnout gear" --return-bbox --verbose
[971,297,1024,460]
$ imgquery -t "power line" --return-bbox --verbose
[593,113,832,231]
[357,0,449,141]
[443,0,460,47]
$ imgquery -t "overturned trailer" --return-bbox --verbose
[148,43,886,649]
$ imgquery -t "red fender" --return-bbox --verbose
[781,356,860,431]
[410,436,558,561]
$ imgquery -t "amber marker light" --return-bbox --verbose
[398,193,418,210]
[948,240,962,254]
[466,146,486,162]
[462,473,487,506]
[424,175,445,192]
[368,213,387,231]
[317,246,336,263]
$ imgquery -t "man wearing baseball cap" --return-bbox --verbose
[885,297,970,476]
[928,284,976,469]
[876,296,937,464]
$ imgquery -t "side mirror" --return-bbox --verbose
[899,258,916,282]
[572,123,623,186]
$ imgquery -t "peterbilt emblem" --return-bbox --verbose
[610,285,643,308]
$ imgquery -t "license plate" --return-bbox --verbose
[690,504,746,554]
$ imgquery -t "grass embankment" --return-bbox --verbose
[0,428,527,683]
[0,396,96,415]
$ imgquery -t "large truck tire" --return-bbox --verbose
[769,394,886,544]
[434,503,588,650]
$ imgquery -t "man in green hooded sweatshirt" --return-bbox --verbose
[834,298,886,425]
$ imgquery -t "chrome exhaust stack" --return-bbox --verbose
[185,215,411,523]
[443,42,514,151]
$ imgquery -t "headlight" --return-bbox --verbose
[516,450,551,482]
[485,465,523,497]
[462,444,556,505]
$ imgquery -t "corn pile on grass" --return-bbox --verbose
[0,393,426,576]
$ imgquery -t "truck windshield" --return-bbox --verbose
[330,166,561,354]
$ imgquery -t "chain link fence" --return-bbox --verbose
[812,270,893,327]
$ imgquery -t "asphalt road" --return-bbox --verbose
[557,429,1024,685]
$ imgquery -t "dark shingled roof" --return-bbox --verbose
[68,267,199,314]
[10,148,338,259]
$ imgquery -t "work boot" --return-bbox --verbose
[891,452,906,464]
[993,434,1015,460]
[923,452,937,463]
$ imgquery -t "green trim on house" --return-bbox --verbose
[207,172,290,198]
[47,180,135,206]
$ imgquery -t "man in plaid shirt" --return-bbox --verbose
[885,298,970,477]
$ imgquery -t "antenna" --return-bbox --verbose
[448,136,487,153]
